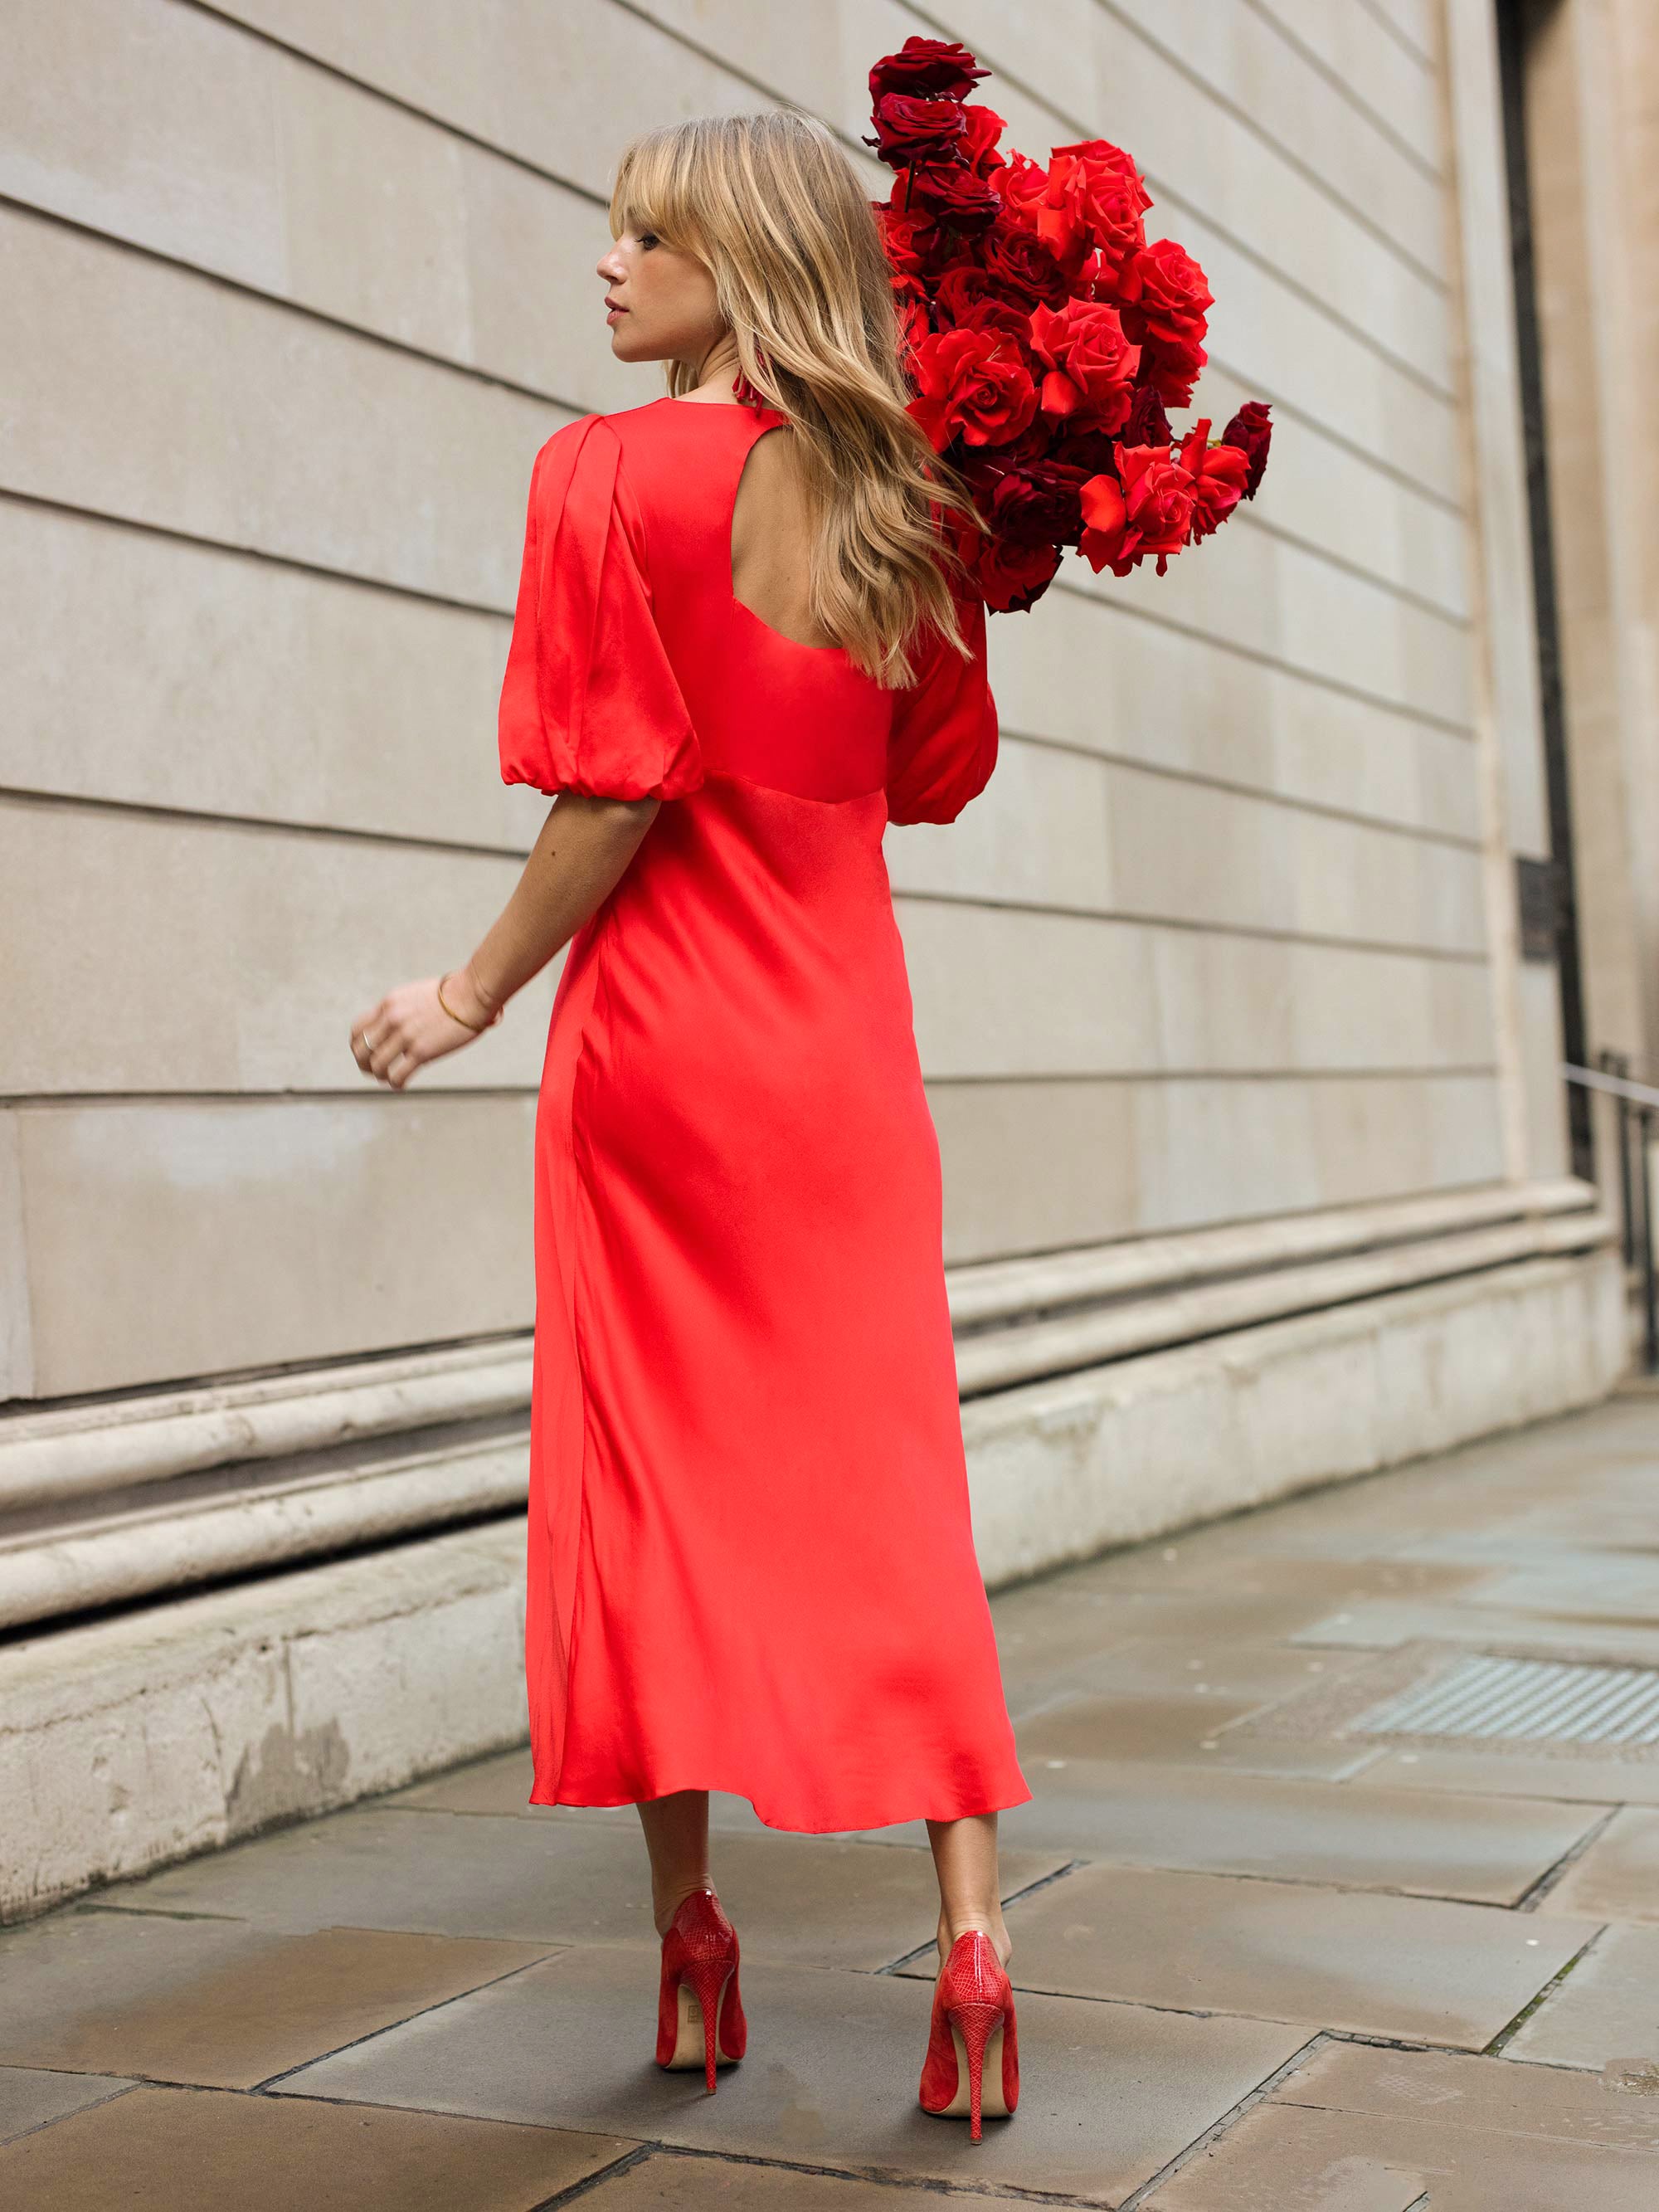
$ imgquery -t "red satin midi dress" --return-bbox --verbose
[497,392,1032,1833]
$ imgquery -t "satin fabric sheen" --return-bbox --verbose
[498,395,1032,1830]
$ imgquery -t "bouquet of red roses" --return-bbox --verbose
[868,37,1272,613]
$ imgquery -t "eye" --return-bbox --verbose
[638,231,659,250]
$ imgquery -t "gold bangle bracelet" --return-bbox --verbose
[436,972,490,1032]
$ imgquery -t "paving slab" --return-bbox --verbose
[998,1757,1600,1901]
[1226,2039,1659,2204]
[1278,2037,1659,2151]
[1288,1601,1659,1665]
[387,1748,625,1820]
[1143,2104,1431,2210]
[0,1912,550,2088]
[1353,1744,1659,1805]
[1539,1806,1659,1923]
[274,1946,1310,2203]
[1032,1634,1370,1704]
[1016,1691,1391,1780]
[0,2083,632,2211]
[89,1806,1060,1973]
[0,2069,134,2147]
[967,1861,1597,2047]
[91,1808,658,1944]
[990,1581,1147,1699]
[1508,1925,1659,2073]
[578,2146,1017,2205]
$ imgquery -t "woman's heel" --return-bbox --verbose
[654,1888,747,2094]
[918,1927,1019,2143]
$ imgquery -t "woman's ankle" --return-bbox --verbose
[937,1907,1011,1970]
[653,1879,716,1938]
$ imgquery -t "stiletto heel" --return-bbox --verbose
[917,1927,1019,2142]
[654,1888,747,2093]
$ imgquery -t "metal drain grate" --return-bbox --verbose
[1350,1654,1659,1747]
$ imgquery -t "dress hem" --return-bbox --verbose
[527,1776,1035,1834]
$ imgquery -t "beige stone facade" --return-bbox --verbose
[0,2,1650,1903]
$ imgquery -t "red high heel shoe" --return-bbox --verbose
[917,1927,1019,2142]
[654,1888,747,2093]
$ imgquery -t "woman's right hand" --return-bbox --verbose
[350,970,500,1091]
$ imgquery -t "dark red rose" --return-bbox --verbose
[986,460,1090,547]
[900,161,1002,233]
[1048,426,1122,480]
[975,220,1070,311]
[1221,401,1272,498]
[907,325,1039,451]
[1121,383,1173,448]
[934,266,1031,340]
[891,277,932,357]
[961,104,1008,179]
[1117,238,1210,405]
[870,36,988,103]
[1177,422,1250,540]
[865,92,967,169]
[1029,299,1140,432]
[973,534,1063,613]
[1046,139,1151,286]
[959,413,1052,467]
[1078,443,1198,577]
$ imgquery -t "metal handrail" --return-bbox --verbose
[1565,1058,1657,1372]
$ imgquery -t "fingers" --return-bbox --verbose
[350,1000,387,1077]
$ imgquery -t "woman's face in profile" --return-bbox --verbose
[598,227,723,368]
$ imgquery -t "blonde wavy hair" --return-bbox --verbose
[609,109,987,686]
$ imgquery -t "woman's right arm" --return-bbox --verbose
[350,792,656,1089]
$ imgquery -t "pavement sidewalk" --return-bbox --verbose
[6,1389,1659,2208]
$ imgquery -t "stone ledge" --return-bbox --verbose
[0,1522,528,1925]
[0,1243,1627,1922]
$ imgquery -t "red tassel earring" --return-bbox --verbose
[733,348,771,410]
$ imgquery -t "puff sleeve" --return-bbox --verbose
[884,580,1000,825]
[498,414,703,801]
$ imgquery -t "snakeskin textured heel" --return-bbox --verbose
[654,1888,747,2093]
[917,1927,1019,2142]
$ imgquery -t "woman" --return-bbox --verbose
[351,109,1029,2141]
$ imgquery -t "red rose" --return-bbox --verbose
[866,92,967,169]
[975,220,1070,311]
[900,161,1002,233]
[875,201,940,276]
[1078,443,1198,576]
[961,104,1009,179]
[870,36,988,102]
[907,325,1039,451]
[934,265,1031,339]
[1047,139,1151,286]
[996,149,1051,233]
[1029,299,1140,433]
[974,534,1062,613]
[1221,401,1272,499]
[1118,238,1210,346]
[1177,421,1249,540]
[1117,238,1210,406]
